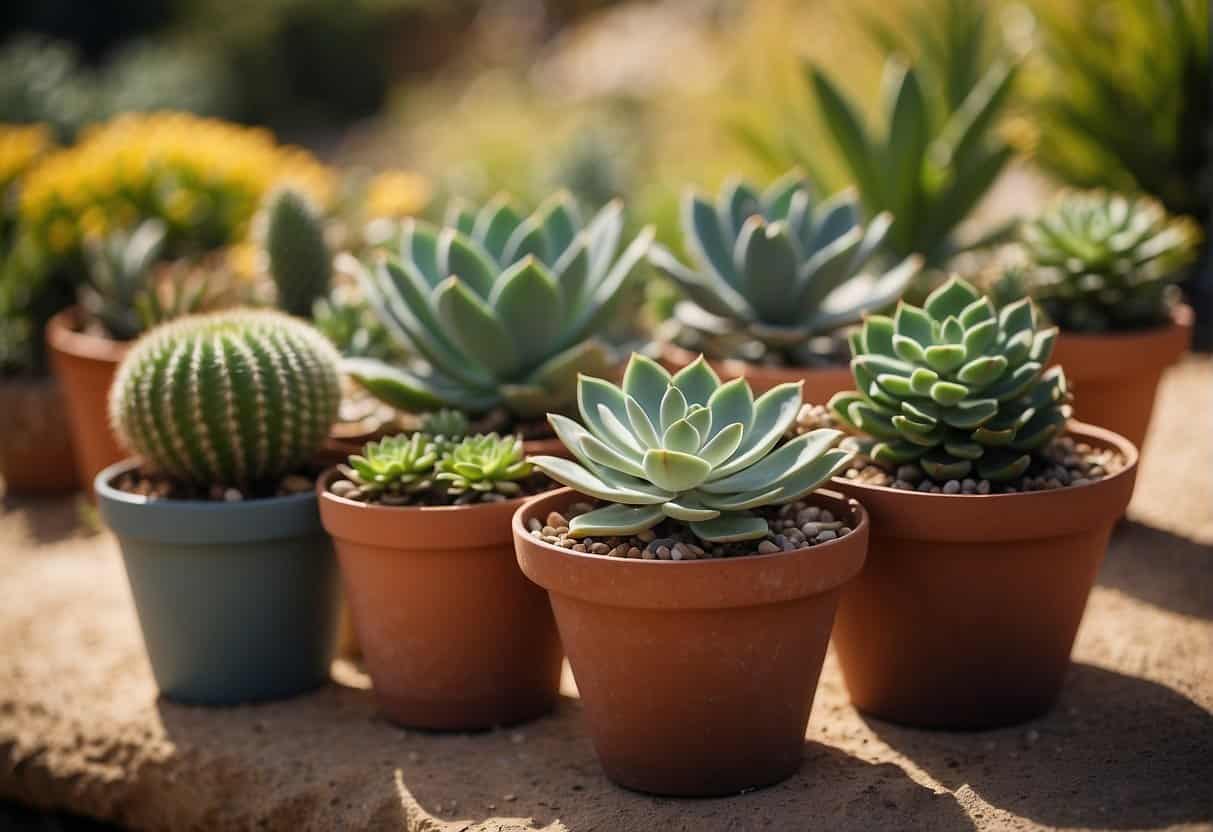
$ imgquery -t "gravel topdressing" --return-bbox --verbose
[527,499,856,560]
[111,467,319,501]
[327,472,553,507]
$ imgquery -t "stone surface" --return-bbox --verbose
[1,358,1210,832]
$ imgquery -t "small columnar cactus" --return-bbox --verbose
[529,354,853,543]
[828,277,1071,482]
[109,309,342,487]
[262,186,333,318]
[650,172,921,364]
[345,433,439,498]
[1020,190,1200,332]
[436,433,533,497]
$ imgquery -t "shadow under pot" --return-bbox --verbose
[1050,303,1191,450]
[512,487,869,797]
[828,422,1138,730]
[95,459,340,705]
[660,342,853,400]
[317,471,563,731]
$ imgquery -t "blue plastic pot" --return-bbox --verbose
[96,459,339,705]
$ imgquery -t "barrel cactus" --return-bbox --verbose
[262,186,332,318]
[649,172,921,364]
[1020,190,1200,332]
[828,277,1071,482]
[345,192,654,418]
[109,309,342,487]
[529,353,853,543]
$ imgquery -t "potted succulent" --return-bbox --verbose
[824,276,1138,729]
[318,428,562,731]
[95,310,343,705]
[342,192,654,455]
[649,171,920,400]
[513,353,868,796]
[1015,190,1199,449]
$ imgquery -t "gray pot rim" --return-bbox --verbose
[95,458,323,545]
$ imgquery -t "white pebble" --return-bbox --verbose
[757,541,780,554]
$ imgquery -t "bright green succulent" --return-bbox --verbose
[529,353,853,543]
[650,171,921,364]
[345,433,439,498]
[828,277,1071,483]
[109,309,342,487]
[1019,190,1201,332]
[262,186,332,318]
[345,193,654,419]
[436,433,533,497]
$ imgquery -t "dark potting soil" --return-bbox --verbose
[111,465,323,502]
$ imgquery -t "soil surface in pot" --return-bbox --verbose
[530,498,857,560]
[327,470,554,507]
[110,465,323,502]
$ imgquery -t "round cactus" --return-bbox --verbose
[109,309,342,488]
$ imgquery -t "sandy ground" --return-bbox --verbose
[0,358,1210,832]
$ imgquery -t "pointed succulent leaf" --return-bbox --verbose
[662,419,702,455]
[670,356,721,408]
[569,503,666,537]
[489,257,564,365]
[625,396,661,448]
[660,386,689,431]
[502,216,549,265]
[689,514,770,543]
[710,382,802,479]
[643,449,712,492]
[924,277,982,320]
[472,196,523,262]
[434,277,520,377]
[438,229,497,299]
[660,499,720,522]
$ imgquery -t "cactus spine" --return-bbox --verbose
[263,187,332,317]
[109,309,342,487]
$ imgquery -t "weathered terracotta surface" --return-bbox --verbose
[513,487,868,796]
[1052,304,1191,450]
[318,472,563,731]
[830,422,1138,729]
[45,308,128,491]
[660,342,853,403]
[0,378,79,495]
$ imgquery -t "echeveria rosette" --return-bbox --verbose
[1021,190,1201,332]
[346,433,439,497]
[529,353,854,543]
[436,433,533,496]
[828,277,1072,483]
[345,192,654,419]
[649,171,922,364]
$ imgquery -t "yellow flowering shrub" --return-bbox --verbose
[18,112,335,258]
[363,169,431,221]
[0,124,54,195]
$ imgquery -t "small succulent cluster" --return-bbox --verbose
[529,353,853,543]
[337,430,534,504]
[651,172,920,365]
[418,408,469,453]
[1019,190,1200,332]
[345,193,654,418]
[109,309,342,488]
[261,187,333,319]
[829,277,1071,483]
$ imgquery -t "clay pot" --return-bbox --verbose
[829,422,1138,730]
[46,308,129,490]
[1051,304,1191,450]
[96,459,340,705]
[512,487,869,796]
[318,471,563,730]
[659,342,852,402]
[0,377,79,495]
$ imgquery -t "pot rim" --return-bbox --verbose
[1054,302,1192,344]
[829,420,1136,502]
[46,306,131,363]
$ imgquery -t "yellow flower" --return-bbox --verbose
[0,123,54,192]
[365,170,432,220]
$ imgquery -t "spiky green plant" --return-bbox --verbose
[80,219,168,340]
[436,433,533,497]
[311,285,403,362]
[419,408,469,439]
[344,193,654,418]
[649,171,921,364]
[529,354,853,543]
[109,309,342,487]
[1019,190,1201,332]
[262,186,332,318]
[344,433,439,498]
[828,277,1070,482]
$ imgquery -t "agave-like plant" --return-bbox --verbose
[649,172,921,364]
[828,277,1071,482]
[344,193,654,418]
[529,354,853,543]
[1019,190,1200,332]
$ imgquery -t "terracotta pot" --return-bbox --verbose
[318,471,563,730]
[1051,304,1191,450]
[46,307,129,490]
[659,342,852,403]
[0,377,80,495]
[513,487,869,796]
[829,422,1138,730]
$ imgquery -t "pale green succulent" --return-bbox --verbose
[344,433,439,498]
[650,172,921,364]
[80,219,168,340]
[417,407,470,455]
[436,433,533,497]
[529,353,854,543]
[345,193,654,418]
[829,277,1071,482]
